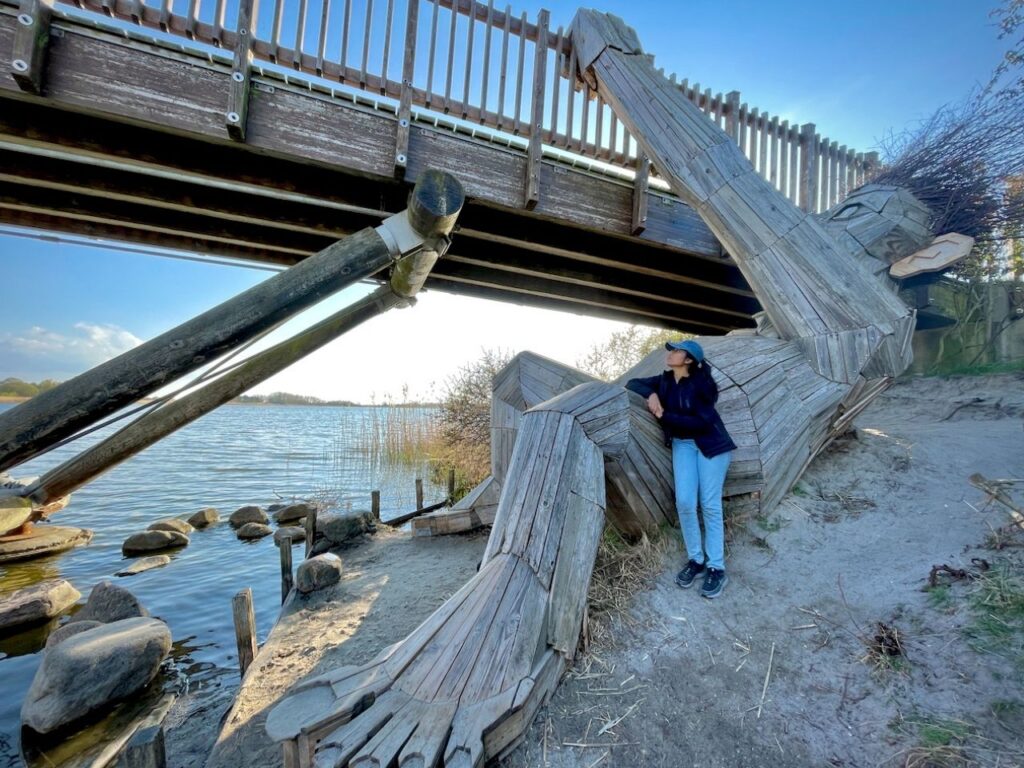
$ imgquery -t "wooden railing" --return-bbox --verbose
[44,0,875,212]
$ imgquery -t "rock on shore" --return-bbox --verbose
[272,502,315,524]
[116,555,171,577]
[148,518,194,535]
[0,580,80,632]
[273,526,306,545]
[230,506,268,528]
[188,508,220,528]
[296,554,342,594]
[0,526,93,564]
[21,617,172,734]
[69,580,149,624]
[237,522,272,540]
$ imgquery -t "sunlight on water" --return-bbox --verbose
[0,402,444,767]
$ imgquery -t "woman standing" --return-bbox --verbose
[626,340,736,599]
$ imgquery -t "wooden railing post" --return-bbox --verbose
[864,150,880,183]
[226,0,257,141]
[415,477,424,510]
[371,489,381,520]
[631,154,649,235]
[523,8,549,209]
[11,0,52,94]
[394,0,419,179]
[724,90,740,145]
[799,122,817,213]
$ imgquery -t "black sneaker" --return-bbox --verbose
[675,559,705,589]
[701,568,728,599]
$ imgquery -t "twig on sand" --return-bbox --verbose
[837,575,864,634]
[757,642,776,719]
[585,753,609,768]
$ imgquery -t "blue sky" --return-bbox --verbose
[0,0,1009,400]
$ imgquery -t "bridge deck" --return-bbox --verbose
[0,0,866,332]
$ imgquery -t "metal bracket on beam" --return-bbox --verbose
[226,0,256,141]
[631,154,649,235]
[394,0,419,179]
[523,9,549,209]
[11,0,52,94]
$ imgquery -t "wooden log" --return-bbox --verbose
[118,725,166,768]
[10,0,52,94]
[279,536,294,604]
[233,587,257,678]
[0,171,464,476]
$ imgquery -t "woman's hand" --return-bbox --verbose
[646,393,664,419]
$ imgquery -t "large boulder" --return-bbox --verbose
[187,508,219,528]
[116,556,171,577]
[229,505,268,528]
[147,518,193,535]
[21,617,171,734]
[0,494,32,536]
[273,526,307,545]
[45,620,102,649]
[68,581,148,624]
[0,526,93,564]
[272,502,315,524]
[122,530,188,555]
[0,580,80,632]
[318,511,375,546]
[295,554,342,594]
[236,522,272,540]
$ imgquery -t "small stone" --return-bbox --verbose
[21,617,172,734]
[236,522,272,540]
[45,620,102,649]
[267,503,286,512]
[273,502,315,524]
[295,554,342,594]
[122,530,189,555]
[147,518,193,535]
[187,508,219,528]
[0,580,80,632]
[229,505,268,528]
[273,526,306,545]
[318,511,375,546]
[68,580,148,624]
[116,555,171,577]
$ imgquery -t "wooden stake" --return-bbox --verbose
[279,536,293,604]
[371,489,381,521]
[447,468,456,502]
[232,588,257,678]
[304,506,318,558]
[415,477,424,510]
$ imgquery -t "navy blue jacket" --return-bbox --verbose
[625,371,737,458]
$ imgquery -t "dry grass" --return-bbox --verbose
[584,527,672,650]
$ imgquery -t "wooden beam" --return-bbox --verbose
[225,0,256,141]
[523,9,549,208]
[394,0,418,178]
[631,154,649,234]
[10,0,52,94]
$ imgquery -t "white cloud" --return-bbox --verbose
[0,322,143,378]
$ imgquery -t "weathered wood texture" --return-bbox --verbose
[232,588,258,678]
[267,386,619,767]
[569,10,917,385]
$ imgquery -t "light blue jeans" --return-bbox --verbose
[672,438,731,571]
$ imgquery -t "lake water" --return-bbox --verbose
[0,402,445,767]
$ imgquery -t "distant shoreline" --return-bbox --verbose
[0,396,438,408]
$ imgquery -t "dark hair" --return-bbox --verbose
[692,359,719,403]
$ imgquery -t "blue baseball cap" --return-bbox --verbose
[665,339,704,364]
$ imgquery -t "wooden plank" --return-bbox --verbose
[10,0,52,94]
[225,0,256,141]
[394,0,418,177]
[523,8,548,208]
[232,587,257,678]
[631,154,649,235]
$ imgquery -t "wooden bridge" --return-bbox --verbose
[0,0,874,335]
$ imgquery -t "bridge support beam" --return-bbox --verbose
[10,0,52,94]
[0,170,464,476]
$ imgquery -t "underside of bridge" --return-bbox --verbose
[0,5,758,335]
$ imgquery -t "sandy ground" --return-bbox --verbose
[166,373,1024,768]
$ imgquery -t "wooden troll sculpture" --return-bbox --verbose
[264,11,969,767]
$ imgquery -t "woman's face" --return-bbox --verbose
[666,349,690,367]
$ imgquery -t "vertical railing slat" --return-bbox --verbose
[294,0,308,66]
[444,2,456,111]
[394,0,418,177]
[768,116,779,189]
[316,0,331,76]
[340,0,352,76]
[512,10,526,132]
[360,0,374,85]
[546,25,562,140]
[380,0,394,84]
[788,125,799,207]
[523,8,548,207]
[186,0,199,38]
[779,120,790,200]
[426,0,439,105]
[460,0,474,117]
[214,0,227,45]
[497,3,510,128]
[480,0,493,113]
[271,0,285,61]
[564,41,576,148]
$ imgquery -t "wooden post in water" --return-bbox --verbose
[371,490,381,521]
[232,588,257,678]
[279,537,293,604]
[304,507,318,559]
[118,725,166,768]
[447,468,455,503]
[415,478,424,510]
